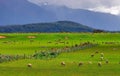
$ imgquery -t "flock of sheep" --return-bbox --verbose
[60,52,106,67]
[27,51,120,68]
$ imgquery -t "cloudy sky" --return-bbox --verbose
[28,0,120,16]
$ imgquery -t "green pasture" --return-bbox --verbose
[0,33,120,76]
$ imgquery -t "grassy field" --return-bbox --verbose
[0,33,120,76]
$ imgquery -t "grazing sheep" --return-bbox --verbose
[78,62,83,66]
[27,63,32,67]
[61,61,66,66]
[91,54,94,57]
[88,61,92,64]
[105,60,109,64]
[100,57,104,61]
[98,62,102,67]
[100,53,104,57]
[95,51,99,54]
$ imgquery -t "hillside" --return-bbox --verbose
[0,21,94,33]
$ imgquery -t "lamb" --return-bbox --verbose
[105,60,109,64]
[88,61,92,64]
[100,57,104,61]
[100,53,104,57]
[61,61,66,66]
[95,51,99,54]
[27,63,32,67]
[78,62,83,66]
[91,54,94,57]
[98,62,102,67]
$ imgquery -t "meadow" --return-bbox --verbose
[0,33,120,76]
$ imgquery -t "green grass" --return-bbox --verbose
[0,33,120,76]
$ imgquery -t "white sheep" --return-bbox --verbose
[98,62,102,67]
[91,54,94,57]
[100,57,104,61]
[27,63,32,67]
[95,51,99,54]
[78,62,83,66]
[105,60,109,64]
[88,61,92,64]
[61,61,66,66]
[100,53,104,57]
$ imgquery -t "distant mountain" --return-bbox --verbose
[0,21,94,33]
[0,0,120,31]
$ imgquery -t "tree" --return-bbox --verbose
[93,29,105,33]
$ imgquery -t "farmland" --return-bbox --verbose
[0,33,120,76]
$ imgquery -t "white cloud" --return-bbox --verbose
[89,6,120,15]
[27,0,120,15]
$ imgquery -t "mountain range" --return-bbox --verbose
[0,0,120,31]
[0,21,94,33]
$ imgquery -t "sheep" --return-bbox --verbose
[27,63,32,67]
[95,51,99,54]
[88,61,92,64]
[105,60,109,64]
[61,61,66,66]
[91,54,94,57]
[98,62,102,67]
[78,62,83,66]
[100,53,104,57]
[100,57,104,61]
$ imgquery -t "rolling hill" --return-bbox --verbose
[0,21,94,33]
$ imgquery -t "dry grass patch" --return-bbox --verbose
[27,36,36,39]
[0,36,6,39]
